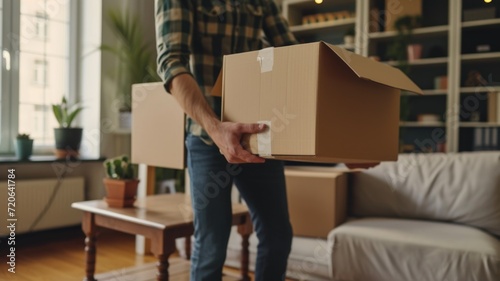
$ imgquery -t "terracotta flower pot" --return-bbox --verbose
[103,178,140,208]
[407,44,423,62]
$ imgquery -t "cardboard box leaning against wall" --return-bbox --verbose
[212,41,422,164]
[131,82,186,170]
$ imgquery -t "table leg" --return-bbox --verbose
[151,235,177,281]
[82,212,97,281]
[237,214,253,281]
[156,254,169,281]
[184,235,191,260]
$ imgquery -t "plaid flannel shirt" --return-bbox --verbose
[155,0,297,143]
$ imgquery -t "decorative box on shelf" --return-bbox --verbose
[463,7,496,22]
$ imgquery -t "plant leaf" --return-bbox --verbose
[66,107,84,128]
[52,105,63,127]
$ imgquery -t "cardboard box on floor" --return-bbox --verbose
[212,41,422,163]
[285,166,348,238]
[131,82,185,170]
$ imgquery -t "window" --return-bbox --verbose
[33,59,48,86]
[1,0,76,153]
[35,11,48,39]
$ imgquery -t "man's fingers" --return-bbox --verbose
[236,123,267,134]
[222,146,265,164]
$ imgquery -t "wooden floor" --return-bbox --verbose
[0,226,271,281]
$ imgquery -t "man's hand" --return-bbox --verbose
[211,122,267,164]
[169,74,267,164]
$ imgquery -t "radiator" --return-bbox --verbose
[0,177,84,235]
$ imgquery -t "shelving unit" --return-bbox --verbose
[282,0,500,153]
[360,0,453,153]
[289,18,356,36]
[283,0,361,52]
[456,0,500,152]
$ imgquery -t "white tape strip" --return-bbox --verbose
[257,121,272,156]
[257,47,274,73]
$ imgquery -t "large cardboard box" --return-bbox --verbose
[213,41,422,163]
[285,167,348,238]
[131,82,185,169]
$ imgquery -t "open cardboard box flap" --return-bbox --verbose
[323,43,423,95]
[211,41,423,97]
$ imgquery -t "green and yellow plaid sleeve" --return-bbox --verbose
[262,1,298,47]
[155,0,194,92]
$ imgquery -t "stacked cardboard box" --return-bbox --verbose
[285,167,348,238]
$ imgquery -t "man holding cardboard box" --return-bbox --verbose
[155,1,298,280]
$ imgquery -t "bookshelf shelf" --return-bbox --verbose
[460,122,500,128]
[290,18,355,36]
[461,18,500,28]
[369,25,449,40]
[400,122,446,127]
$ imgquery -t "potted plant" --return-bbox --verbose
[52,97,84,159]
[15,133,34,160]
[103,155,139,208]
[101,9,160,130]
[386,15,422,64]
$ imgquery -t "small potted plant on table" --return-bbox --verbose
[103,155,140,208]
[15,133,34,160]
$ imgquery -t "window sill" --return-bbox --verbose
[0,155,105,164]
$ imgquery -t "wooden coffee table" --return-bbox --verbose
[71,194,253,281]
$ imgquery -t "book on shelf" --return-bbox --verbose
[474,127,499,151]
[488,92,499,123]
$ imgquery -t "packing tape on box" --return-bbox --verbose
[257,47,274,73]
[257,121,272,156]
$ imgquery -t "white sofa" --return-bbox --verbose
[223,152,500,281]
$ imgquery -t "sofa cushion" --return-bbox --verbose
[329,218,500,281]
[350,152,500,236]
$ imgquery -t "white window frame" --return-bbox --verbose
[0,0,79,156]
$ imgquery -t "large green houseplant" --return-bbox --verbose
[103,155,139,208]
[52,97,84,159]
[101,9,160,129]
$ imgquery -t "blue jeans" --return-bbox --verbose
[186,134,293,281]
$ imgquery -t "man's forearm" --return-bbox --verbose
[168,73,220,135]
[167,73,265,163]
